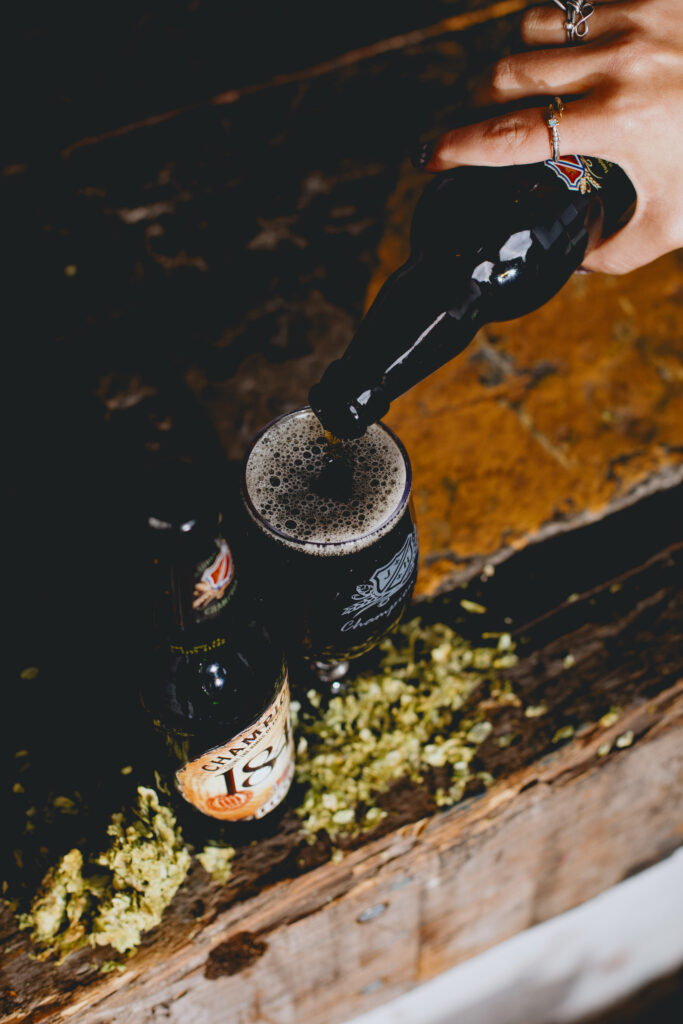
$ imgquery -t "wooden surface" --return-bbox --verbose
[2,0,683,1021]
[4,691,683,1023]
[2,492,682,1022]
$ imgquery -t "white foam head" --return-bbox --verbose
[243,408,410,553]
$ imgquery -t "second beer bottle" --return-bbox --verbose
[142,462,294,845]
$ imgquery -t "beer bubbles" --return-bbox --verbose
[244,408,407,552]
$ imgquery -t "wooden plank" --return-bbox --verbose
[9,688,681,1024]
[2,497,682,1023]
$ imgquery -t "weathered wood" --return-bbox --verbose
[5,689,682,1024]
[2,491,682,1023]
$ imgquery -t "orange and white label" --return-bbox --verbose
[175,680,294,821]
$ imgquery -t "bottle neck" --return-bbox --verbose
[153,530,238,649]
[310,259,479,438]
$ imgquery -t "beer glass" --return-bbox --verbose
[241,407,418,685]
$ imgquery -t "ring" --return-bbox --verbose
[546,96,564,161]
[551,0,595,44]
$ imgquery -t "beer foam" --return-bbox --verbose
[244,408,409,551]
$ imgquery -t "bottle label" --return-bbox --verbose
[175,678,294,821]
[192,537,236,625]
[544,155,611,194]
[341,528,418,633]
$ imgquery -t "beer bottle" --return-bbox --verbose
[142,462,294,843]
[309,156,636,438]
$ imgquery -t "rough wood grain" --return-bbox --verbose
[5,690,681,1024]
[2,495,682,1023]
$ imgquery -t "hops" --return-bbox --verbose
[295,619,517,841]
[20,787,190,959]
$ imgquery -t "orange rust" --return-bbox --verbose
[372,165,683,595]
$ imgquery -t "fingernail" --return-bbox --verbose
[574,266,594,275]
[411,140,434,170]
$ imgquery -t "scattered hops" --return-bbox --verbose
[20,787,190,958]
[196,845,236,886]
[18,621,520,958]
[295,618,517,841]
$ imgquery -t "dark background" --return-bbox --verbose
[3,0,515,670]
[5,0,490,161]
[3,0,516,879]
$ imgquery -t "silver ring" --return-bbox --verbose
[546,97,564,161]
[552,0,595,43]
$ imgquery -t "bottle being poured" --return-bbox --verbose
[309,155,636,439]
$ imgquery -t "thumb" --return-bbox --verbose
[581,200,669,275]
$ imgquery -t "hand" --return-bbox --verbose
[417,0,683,274]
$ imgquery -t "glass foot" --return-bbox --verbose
[313,659,350,689]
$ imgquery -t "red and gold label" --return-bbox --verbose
[192,538,235,619]
[175,679,294,821]
[544,155,609,194]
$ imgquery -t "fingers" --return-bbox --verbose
[425,100,607,170]
[522,0,633,47]
[477,42,610,105]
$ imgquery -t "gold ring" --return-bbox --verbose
[546,96,564,161]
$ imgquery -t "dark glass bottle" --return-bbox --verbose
[309,156,636,438]
[142,463,294,845]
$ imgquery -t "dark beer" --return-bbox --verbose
[309,156,637,438]
[241,408,418,664]
[142,464,294,835]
